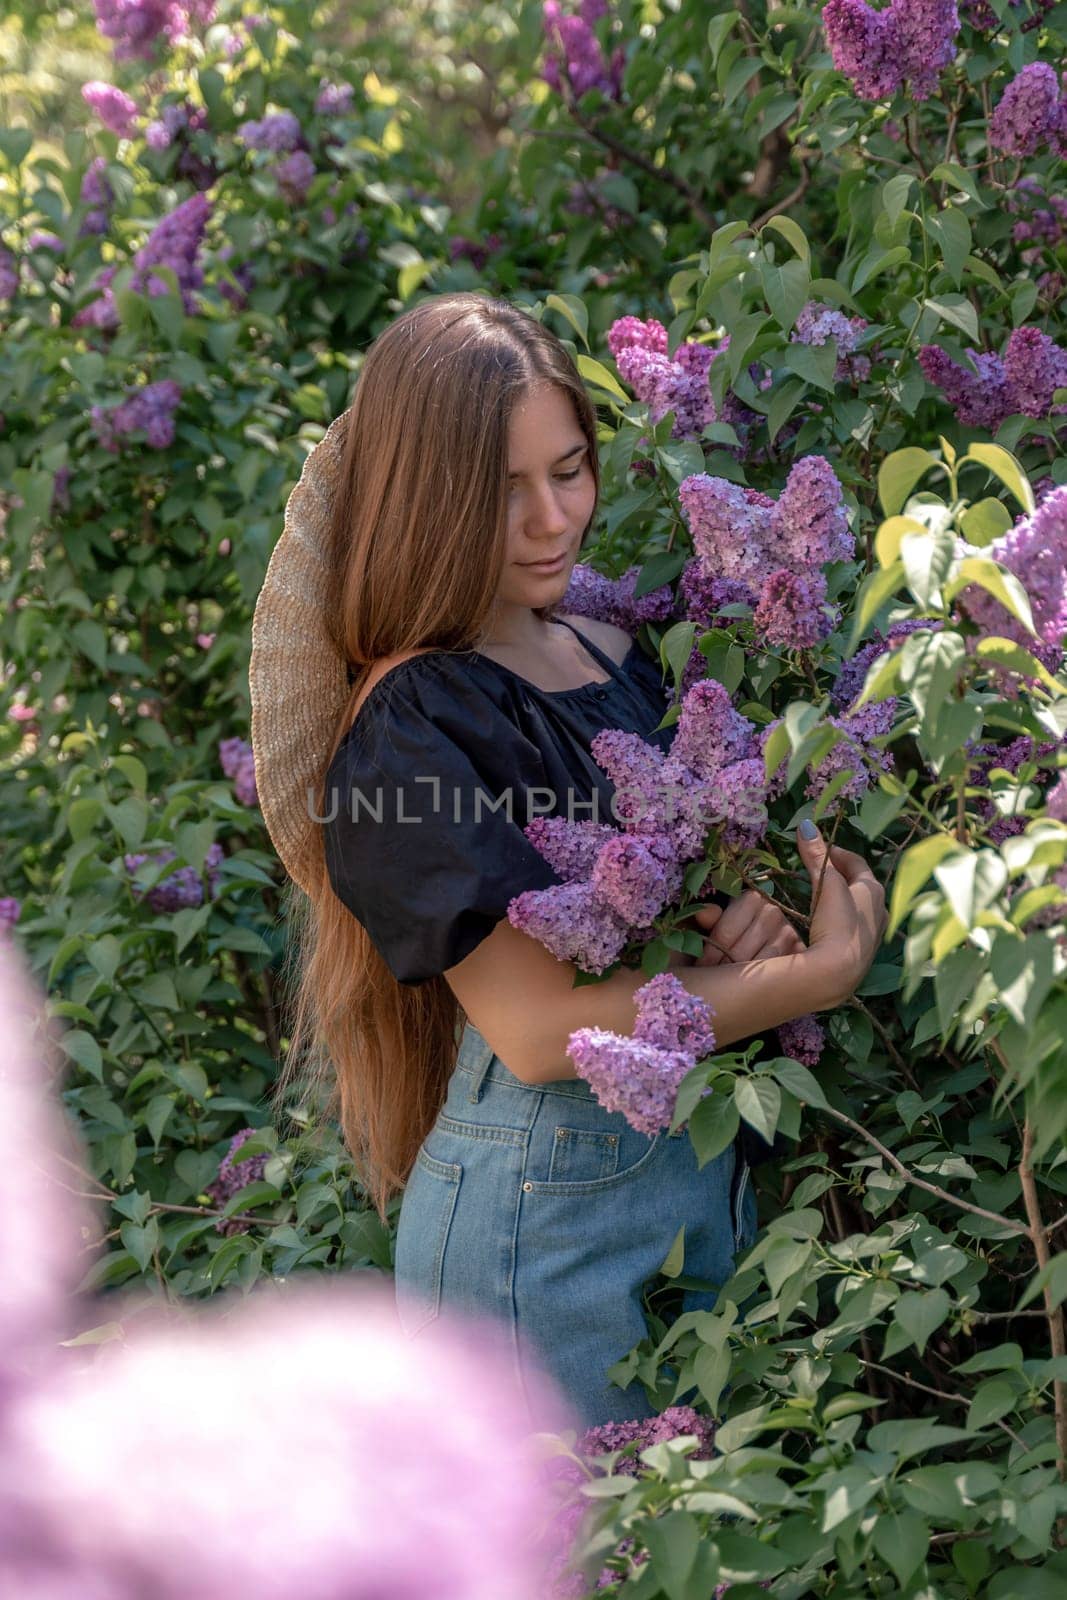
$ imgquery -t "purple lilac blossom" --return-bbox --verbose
[823,0,959,102]
[671,678,758,776]
[560,561,673,632]
[591,834,679,924]
[238,110,303,152]
[1047,773,1067,820]
[0,897,21,932]
[0,249,17,300]
[508,879,631,972]
[679,562,755,626]
[777,1014,826,1066]
[806,702,896,803]
[772,455,854,568]
[918,344,1015,431]
[579,1403,716,1467]
[315,80,355,115]
[833,618,940,709]
[28,231,63,253]
[219,735,258,805]
[92,0,217,63]
[958,487,1067,651]
[524,815,620,879]
[78,157,114,237]
[752,568,834,648]
[276,150,317,204]
[3,1276,572,1600]
[566,1030,694,1135]
[124,842,224,912]
[204,1127,268,1236]
[792,300,871,382]
[631,972,716,1059]
[449,234,505,271]
[607,316,669,360]
[81,81,140,136]
[989,62,1061,157]
[91,380,182,452]
[1003,325,1067,417]
[542,1,623,100]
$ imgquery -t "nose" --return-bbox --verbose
[522,477,569,538]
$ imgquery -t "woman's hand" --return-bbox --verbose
[687,891,806,967]
[796,819,887,1002]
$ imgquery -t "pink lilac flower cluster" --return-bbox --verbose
[220,735,258,805]
[958,485,1067,656]
[508,680,768,972]
[561,560,676,635]
[563,178,630,229]
[124,841,224,912]
[448,234,505,271]
[203,1127,269,1235]
[81,81,140,137]
[92,0,216,62]
[678,457,851,651]
[276,150,317,203]
[989,62,1067,158]
[919,325,1067,431]
[315,80,355,116]
[145,99,204,149]
[823,0,960,102]
[91,379,182,451]
[0,897,21,934]
[29,231,63,254]
[567,972,716,1134]
[608,315,725,442]
[542,0,624,101]
[75,192,211,330]
[792,300,872,382]
[79,156,114,237]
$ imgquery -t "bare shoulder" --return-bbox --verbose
[557,612,634,667]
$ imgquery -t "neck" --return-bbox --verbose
[476,603,555,651]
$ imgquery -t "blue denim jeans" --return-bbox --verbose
[394,1021,759,1431]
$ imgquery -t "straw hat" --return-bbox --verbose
[249,408,354,896]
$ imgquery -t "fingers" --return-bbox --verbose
[699,891,805,966]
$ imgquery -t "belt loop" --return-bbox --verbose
[467,1038,495,1103]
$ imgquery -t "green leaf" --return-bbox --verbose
[783,339,838,393]
[851,244,911,293]
[866,1420,974,1461]
[766,1056,829,1110]
[960,496,1013,546]
[850,560,904,647]
[892,1288,951,1355]
[707,12,740,64]
[693,1340,732,1414]
[633,549,686,597]
[60,1029,104,1082]
[545,293,589,349]
[0,127,33,167]
[577,354,629,403]
[929,162,986,208]
[640,1511,701,1600]
[760,257,810,334]
[660,1224,686,1279]
[900,527,955,607]
[878,447,939,516]
[882,173,916,228]
[687,1093,740,1167]
[927,207,972,288]
[947,557,1036,637]
[966,1377,1018,1432]
[71,619,108,671]
[923,296,980,344]
[762,215,810,268]
[888,833,959,938]
[871,1508,929,1588]
[974,637,1064,694]
[963,442,1035,513]
[659,620,698,688]
[735,1076,781,1143]
[767,377,807,443]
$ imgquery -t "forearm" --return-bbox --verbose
[523,948,840,1086]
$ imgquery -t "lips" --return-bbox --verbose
[521,552,568,571]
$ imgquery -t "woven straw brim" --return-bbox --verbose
[249,408,353,896]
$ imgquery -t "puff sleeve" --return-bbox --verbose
[322,663,564,983]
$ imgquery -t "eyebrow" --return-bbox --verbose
[507,442,587,480]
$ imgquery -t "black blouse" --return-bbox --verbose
[322,617,677,984]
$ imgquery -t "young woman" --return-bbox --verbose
[249,291,886,1429]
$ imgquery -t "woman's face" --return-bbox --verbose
[494,383,596,610]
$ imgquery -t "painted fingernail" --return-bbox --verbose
[799,818,819,840]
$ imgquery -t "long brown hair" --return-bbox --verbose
[272,292,600,1219]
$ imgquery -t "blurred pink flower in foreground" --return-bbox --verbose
[0,936,577,1598]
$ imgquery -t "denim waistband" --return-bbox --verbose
[452,1023,598,1104]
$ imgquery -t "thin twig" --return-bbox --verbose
[1019,1117,1067,1480]
[861,1359,1031,1453]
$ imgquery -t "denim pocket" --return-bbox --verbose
[394,1148,461,1336]
[524,1129,664,1195]
[548,1125,620,1184]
